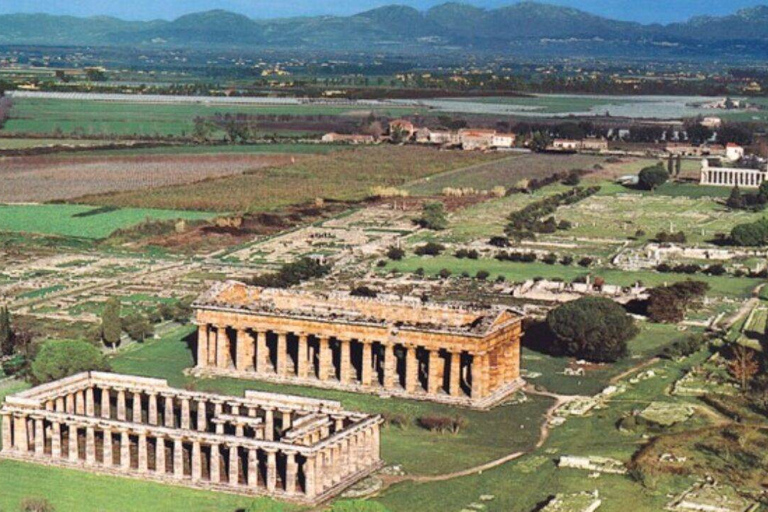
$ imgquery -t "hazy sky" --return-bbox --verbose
[0,0,764,24]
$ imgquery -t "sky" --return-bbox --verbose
[0,0,764,24]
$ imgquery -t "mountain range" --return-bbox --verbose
[1,2,767,55]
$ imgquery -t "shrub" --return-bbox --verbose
[121,314,154,342]
[438,268,452,279]
[730,218,768,246]
[660,335,706,359]
[415,242,445,256]
[489,236,510,248]
[578,257,593,268]
[560,255,574,266]
[558,220,573,230]
[350,286,378,298]
[647,281,709,323]
[414,267,425,277]
[252,257,331,288]
[417,415,468,434]
[454,249,469,259]
[381,412,410,429]
[656,231,687,244]
[638,164,669,191]
[546,297,638,362]
[476,270,490,280]
[386,246,405,261]
[417,202,448,231]
[20,498,55,512]
[495,275,506,283]
[31,340,110,384]
[467,249,479,260]
[542,253,558,265]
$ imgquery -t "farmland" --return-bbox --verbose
[74,146,507,212]
[3,97,423,137]
[0,204,215,239]
[0,153,299,202]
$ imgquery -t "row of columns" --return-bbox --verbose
[1,411,378,499]
[701,169,767,187]
[198,325,508,400]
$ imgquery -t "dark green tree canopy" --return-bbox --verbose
[546,297,638,362]
[31,340,110,384]
[638,164,669,191]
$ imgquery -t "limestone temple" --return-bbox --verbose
[0,372,382,505]
[700,158,768,188]
[192,282,524,409]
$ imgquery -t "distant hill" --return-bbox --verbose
[0,2,767,56]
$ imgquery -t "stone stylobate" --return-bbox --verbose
[192,282,525,409]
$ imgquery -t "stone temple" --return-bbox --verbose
[192,282,524,408]
[0,372,382,505]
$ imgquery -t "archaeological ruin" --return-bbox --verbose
[192,282,524,408]
[0,372,382,505]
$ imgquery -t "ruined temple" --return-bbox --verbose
[193,282,524,409]
[0,372,382,505]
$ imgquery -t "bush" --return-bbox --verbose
[560,255,574,266]
[454,249,469,259]
[656,231,687,244]
[417,202,448,230]
[467,249,479,260]
[417,415,468,434]
[386,246,405,261]
[350,286,378,298]
[438,268,452,279]
[730,218,768,246]
[546,297,638,362]
[489,236,510,248]
[558,220,573,231]
[638,164,669,191]
[647,281,709,323]
[121,314,154,342]
[381,412,410,429]
[578,257,593,268]
[415,242,445,256]
[414,267,425,277]
[542,253,558,265]
[476,270,490,280]
[31,340,110,384]
[252,257,331,288]
[660,335,706,359]
[20,498,55,512]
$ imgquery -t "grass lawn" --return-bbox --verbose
[0,204,215,239]
[384,258,762,299]
[110,326,552,476]
[0,138,115,150]
[71,143,344,158]
[5,98,421,137]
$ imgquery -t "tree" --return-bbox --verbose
[350,286,378,298]
[252,257,332,288]
[0,306,12,356]
[414,242,445,256]
[122,314,154,342]
[730,218,768,246]
[638,165,669,191]
[729,345,759,391]
[647,281,709,323]
[675,155,682,177]
[101,298,122,348]
[386,246,405,261]
[417,202,448,231]
[727,186,746,210]
[546,297,638,362]
[529,131,552,152]
[31,340,110,384]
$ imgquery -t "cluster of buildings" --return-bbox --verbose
[550,138,609,153]
[322,119,517,151]
[697,144,768,189]
[1,282,525,503]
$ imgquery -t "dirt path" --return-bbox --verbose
[609,357,661,385]
[378,385,582,488]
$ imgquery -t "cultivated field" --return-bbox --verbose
[4,97,422,137]
[0,153,298,202]
[407,153,607,195]
[0,204,215,239]
[75,146,506,212]
[0,138,117,150]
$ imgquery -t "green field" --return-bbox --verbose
[0,204,216,239]
[4,98,422,137]
[444,95,639,114]
[0,138,115,150]
[72,143,343,157]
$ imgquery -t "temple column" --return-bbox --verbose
[256,331,269,374]
[148,393,158,425]
[247,448,258,488]
[318,336,332,381]
[197,400,207,431]
[304,455,317,498]
[266,449,277,492]
[75,390,85,415]
[191,441,202,481]
[120,430,130,469]
[173,438,184,478]
[1,412,12,452]
[405,346,418,393]
[116,389,127,421]
[67,424,79,462]
[383,343,396,389]
[86,426,96,465]
[470,354,487,399]
[339,339,351,383]
[101,387,111,419]
[155,436,166,474]
[450,352,462,397]
[361,342,373,386]
[65,394,74,414]
[235,329,251,372]
[51,422,62,459]
[197,324,209,367]
[228,445,239,486]
[373,425,381,462]
[181,398,191,430]
[428,349,441,395]
[164,395,175,428]
[34,418,45,456]
[103,429,112,466]
[281,410,292,430]
[216,326,230,369]
[55,397,65,412]
[210,443,221,483]
[264,408,275,441]
[285,451,298,494]
[276,332,287,376]
[85,387,95,416]
[138,433,148,473]
[297,334,309,379]
[132,391,143,423]
[13,414,28,452]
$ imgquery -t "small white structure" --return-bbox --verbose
[700,158,767,189]
[492,133,516,148]
[726,143,745,162]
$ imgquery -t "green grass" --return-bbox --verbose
[384,258,761,299]
[0,138,115,150]
[446,95,639,114]
[71,143,344,158]
[5,98,421,137]
[0,204,215,239]
[111,326,552,476]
